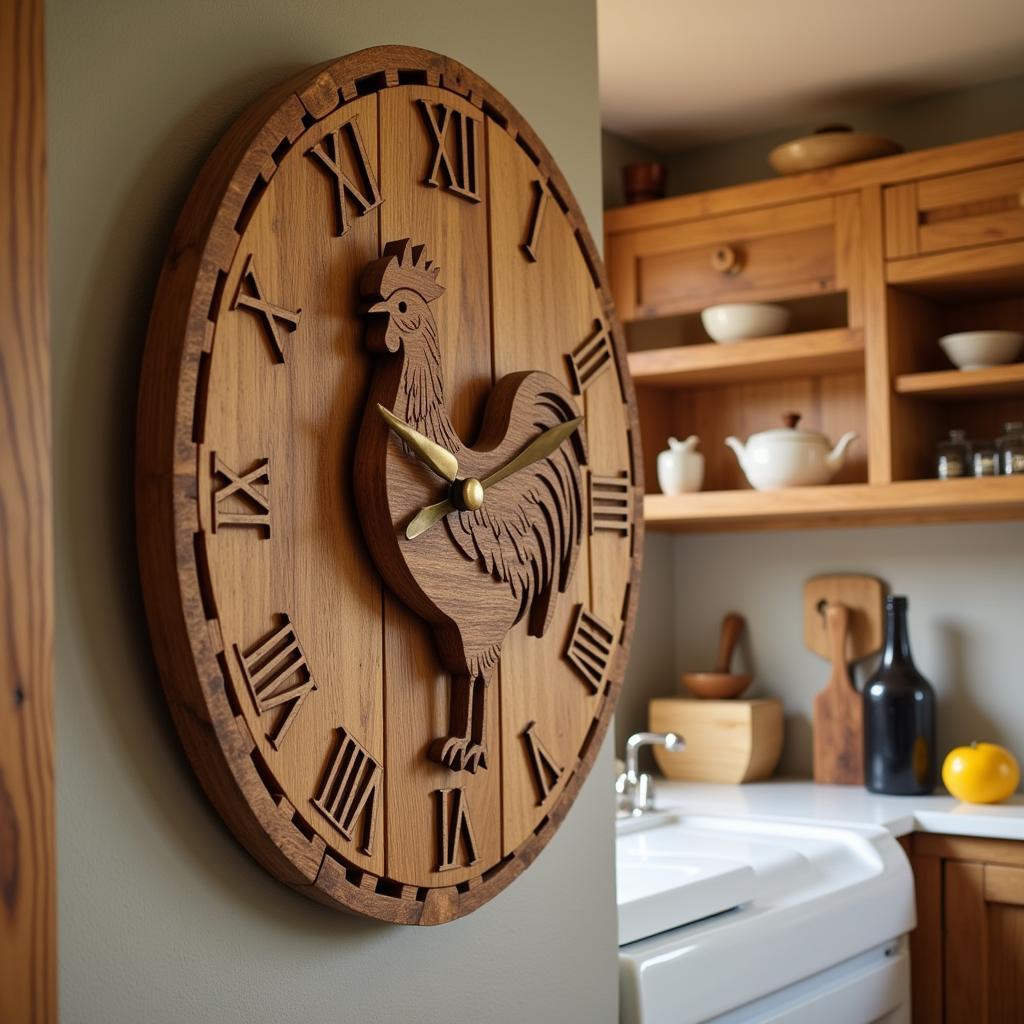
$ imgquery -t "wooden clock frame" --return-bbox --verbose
[136,46,642,924]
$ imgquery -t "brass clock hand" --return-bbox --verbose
[405,416,583,540]
[479,416,583,490]
[376,404,459,483]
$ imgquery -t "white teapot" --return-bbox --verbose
[725,413,857,490]
[657,436,704,495]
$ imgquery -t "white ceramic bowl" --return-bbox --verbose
[939,331,1024,370]
[700,303,791,344]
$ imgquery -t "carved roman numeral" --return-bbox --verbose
[435,787,479,872]
[522,721,564,804]
[418,100,482,204]
[212,454,271,537]
[565,604,616,694]
[589,470,632,537]
[231,254,301,363]
[312,727,382,856]
[234,615,317,749]
[305,115,383,237]
[567,319,613,394]
[522,179,549,262]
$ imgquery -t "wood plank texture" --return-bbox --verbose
[895,363,1024,400]
[627,328,863,388]
[136,48,641,925]
[945,860,988,1022]
[0,0,56,1017]
[605,130,1024,234]
[906,848,943,1024]
[886,239,1024,298]
[644,477,1024,532]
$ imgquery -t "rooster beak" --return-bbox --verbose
[363,300,388,315]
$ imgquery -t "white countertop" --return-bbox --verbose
[656,778,1024,842]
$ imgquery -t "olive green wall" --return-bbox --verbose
[50,3,617,1022]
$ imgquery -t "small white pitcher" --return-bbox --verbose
[656,436,704,495]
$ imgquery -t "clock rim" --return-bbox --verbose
[135,44,643,924]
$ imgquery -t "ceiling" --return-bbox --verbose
[599,0,1024,151]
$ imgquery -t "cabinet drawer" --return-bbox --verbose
[623,198,837,319]
[885,161,1024,258]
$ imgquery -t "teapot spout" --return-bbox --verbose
[724,435,747,471]
[827,431,858,471]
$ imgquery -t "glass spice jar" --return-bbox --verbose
[936,429,970,479]
[972,441,998,477]
[997,421,1024,476]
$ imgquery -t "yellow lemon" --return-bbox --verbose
[942,742,1020,804]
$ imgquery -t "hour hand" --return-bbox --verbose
[376,404,459,483]
[405,416,584,541]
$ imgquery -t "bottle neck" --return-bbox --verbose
[881,603,914,668]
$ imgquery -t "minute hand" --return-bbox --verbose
[480,416,583,490]
[404,416,583,540]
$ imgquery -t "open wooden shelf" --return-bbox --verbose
[627,328,863,389]
[644,477,1024,532]
[896,364,1024,400]
[887,240,1024,300]
[608,131,1024,531]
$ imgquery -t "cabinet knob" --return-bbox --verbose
[711,245,743,275]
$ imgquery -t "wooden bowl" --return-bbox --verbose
[769,125,902,176]
[682,671,752,700]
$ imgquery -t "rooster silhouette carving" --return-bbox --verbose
[355,240,587,774]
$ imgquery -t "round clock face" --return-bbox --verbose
[137,47,641,923]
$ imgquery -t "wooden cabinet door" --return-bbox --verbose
[884,161,1024,258]
[945,859,1024,1022]
[607,197,840,321]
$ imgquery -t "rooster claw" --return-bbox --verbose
[430,736,488,774]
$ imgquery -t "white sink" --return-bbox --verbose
[616,809,915,1023]
[617,815,755,944]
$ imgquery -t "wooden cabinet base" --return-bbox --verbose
[904,832,1024,1022]
[649,698,783,783]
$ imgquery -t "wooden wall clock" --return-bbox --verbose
[137,45,642,924]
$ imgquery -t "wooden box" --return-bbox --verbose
[649,698,784,784]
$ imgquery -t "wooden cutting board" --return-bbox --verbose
[804,573,884,662]
[812,603,864,784]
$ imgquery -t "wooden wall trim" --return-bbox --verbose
[0,0,56,1019]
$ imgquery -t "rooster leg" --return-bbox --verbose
[430,672,489,774]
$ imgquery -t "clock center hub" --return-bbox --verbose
[453,477,485,512]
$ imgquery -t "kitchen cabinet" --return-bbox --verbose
[903,832,1024,1022]
[605,130,1024,532]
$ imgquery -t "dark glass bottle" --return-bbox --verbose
[864,596,937,795]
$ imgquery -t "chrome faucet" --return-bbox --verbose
[616,731,684,815]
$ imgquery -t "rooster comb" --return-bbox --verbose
[361,238,445,305]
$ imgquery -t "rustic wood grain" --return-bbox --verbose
[904,844,943,1024]
[649,699,783,784]
[136,47,641,924]
[605,130,1024,235]
[803,574,884,663]
[0,0,55,1016]
[811,604,864,785]
[609,131,1024,532]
